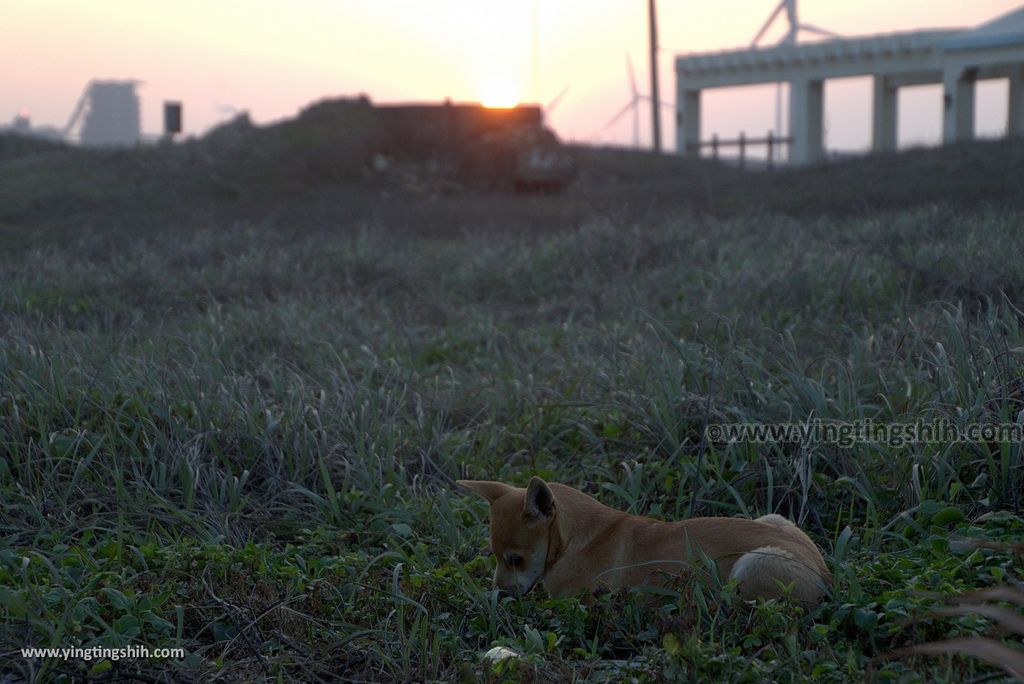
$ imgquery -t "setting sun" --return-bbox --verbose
[479,79,521,109]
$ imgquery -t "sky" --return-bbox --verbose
[3,0,1022,154]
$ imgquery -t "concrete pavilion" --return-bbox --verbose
[674,6,1024,165]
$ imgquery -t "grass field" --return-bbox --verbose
[1,131,1024,682]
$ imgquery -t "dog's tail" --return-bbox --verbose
[754,513,795,528]
[728,515,829,605]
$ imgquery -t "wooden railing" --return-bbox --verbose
[688,131,793,169]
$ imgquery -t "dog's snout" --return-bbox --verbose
[493,580,525,598]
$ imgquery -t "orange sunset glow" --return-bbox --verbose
[2,0,1022,150]
[480,79,522,109]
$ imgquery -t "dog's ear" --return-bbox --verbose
[457,480,513,504]
[524,476,555,521]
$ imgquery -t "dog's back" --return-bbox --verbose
[551,484,832,603]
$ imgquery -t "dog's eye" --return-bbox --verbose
[505,554,524,569]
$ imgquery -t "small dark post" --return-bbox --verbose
[739,131,746,170]
[163,101,182,137]
[712,133,719,161]
[767,130,774,169]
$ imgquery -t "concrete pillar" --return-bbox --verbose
[942,66,975,144]
[1009,66,1024,137]
[677,88,701,156]
[789,78,824,166]
[872,75,898,152]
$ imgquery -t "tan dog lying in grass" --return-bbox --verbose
[459,476,831,605]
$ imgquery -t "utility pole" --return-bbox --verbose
[648,0,662,153]
[531,0,540,103]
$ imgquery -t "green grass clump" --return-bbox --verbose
[1,155,1023,681]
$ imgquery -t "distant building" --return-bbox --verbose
[12,111,31,134]
[0,110,62,142]
[65,80,142,147]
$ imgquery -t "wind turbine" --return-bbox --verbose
[546,85,571,116]
[601,55,642,147]
[751,0,838,47]
[751,1,839,160]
